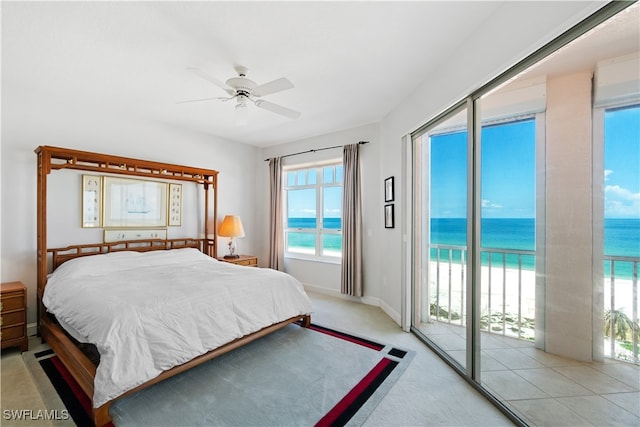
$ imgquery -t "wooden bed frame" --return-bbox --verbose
[35,146,311,426]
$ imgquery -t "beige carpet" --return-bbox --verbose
[1,339,73,427]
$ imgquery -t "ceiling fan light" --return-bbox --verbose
[235,99,248,126]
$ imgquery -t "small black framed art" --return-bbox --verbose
[384,176,394,202]
[384,204,394,228]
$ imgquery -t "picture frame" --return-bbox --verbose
[384,176,394,202]
[82,175,102,228]
[168,183,182,226]
[103,177,168,228]
[384,204,394,228]
[104,229,167,243]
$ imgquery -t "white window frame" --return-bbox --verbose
[283,161,343,263]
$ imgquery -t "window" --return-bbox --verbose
[284,163,343,259]
[602,103,640,362]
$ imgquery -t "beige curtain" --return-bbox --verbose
[341,144,363,296]
[268,157,285,270]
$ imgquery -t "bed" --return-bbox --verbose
[35,146,312,426]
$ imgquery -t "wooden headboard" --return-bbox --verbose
[47,238,209,271]
[35,146,219,330]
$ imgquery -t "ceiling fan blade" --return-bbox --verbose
[176,96,231,104]
[187,67,235,95]
[254,99,301,119]
[252,77,294,97]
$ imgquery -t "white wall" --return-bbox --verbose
[1,83,261,326]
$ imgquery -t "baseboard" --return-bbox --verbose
[303,284,381,308]
[379,300,401,326]
[303,284,360,302]
[27,322,38,337]
[302,283,407,330]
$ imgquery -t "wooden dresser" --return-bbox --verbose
[1,281,28,352]
[217,255,258,267]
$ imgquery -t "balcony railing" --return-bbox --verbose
[429,245,640,364]
[604,255,639,364]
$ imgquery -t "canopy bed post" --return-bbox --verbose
[35,147,50,331]
[203,176,218,258]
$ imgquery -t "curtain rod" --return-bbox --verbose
[264,140,369,162]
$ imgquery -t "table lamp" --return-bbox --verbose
[218,215,245,259]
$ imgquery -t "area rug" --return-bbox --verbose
[30,323,413,426]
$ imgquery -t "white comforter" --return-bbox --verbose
[42,248,313,408]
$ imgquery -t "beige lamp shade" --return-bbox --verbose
[218,215,245,238]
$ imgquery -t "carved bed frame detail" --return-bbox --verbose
[35,146,311,426]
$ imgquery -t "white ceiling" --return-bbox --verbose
[1,1,503,147]
[2,2,638,148]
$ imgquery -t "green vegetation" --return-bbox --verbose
[604,309,639,361]
[604,309,639,341]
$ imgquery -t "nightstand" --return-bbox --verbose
[217,255,258,267]
[1,281,28,352]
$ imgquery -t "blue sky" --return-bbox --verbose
[431,119,536,219]
[287,105,639,222]
[604,105,640,218]
[430,105,640,219]
[286,165,342,220]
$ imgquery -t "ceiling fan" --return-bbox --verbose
[180,66,301,125]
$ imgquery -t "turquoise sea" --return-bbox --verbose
[430,217,640,278]
[288,217,639,278]
[288,218,342,254]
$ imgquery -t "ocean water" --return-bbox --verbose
[288,217,341,229]
[287,218,342,254]
[430,217,640,278]
[286,216,639,277]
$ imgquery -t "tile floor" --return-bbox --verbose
[418,321,640,426]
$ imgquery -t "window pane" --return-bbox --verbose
[415,105,469,372]
[322,234,342,257]
[603,104,640,362]
[604,105,640,224]
[287,232,316,254]
[287,188,316,228]
[323,186,342,229]
[287,171,295,187]
[308,169,317,185]
[323,166,334,184]
[479,118,536,347]
[297,170,306,186]
[336,165,343,183]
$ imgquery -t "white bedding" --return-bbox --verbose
[42,248,313,408]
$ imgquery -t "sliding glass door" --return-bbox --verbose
[413,105,470,372]
[411,3,638,424]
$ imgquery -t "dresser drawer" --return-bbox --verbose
[0,282,28,352]
[1,324,26,341]
[1,310,25,326]
[217,255,258,267]
[1,294,25,313]
[235,258,257,267]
